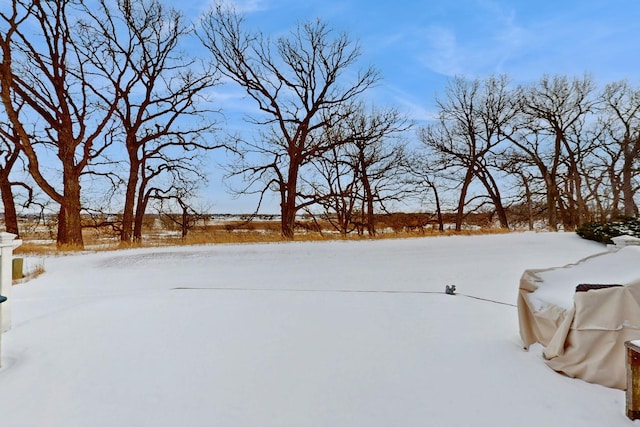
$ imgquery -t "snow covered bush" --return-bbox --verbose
[576,217,640,244]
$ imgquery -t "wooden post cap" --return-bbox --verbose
[626,340,640,420]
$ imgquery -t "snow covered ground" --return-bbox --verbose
[0,232,636,426]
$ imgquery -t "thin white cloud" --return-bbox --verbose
[415,1,530,78]
[203,0,269,14]
[395,95,438,123]
[482,2,527,71]
[412,0,640,86]
[418,25,464,77]
[228,0,268,13]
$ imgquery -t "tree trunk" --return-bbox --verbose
[430,182,444,232]
[476,168,509,229]
[133,192,149,242]
[181,206,188,238]
[542,171,559,231]
[56,205,83,247]
[523,178,534,231]
[0,175,19,236]
[281,163,299,240]
[358,150,376,237]
[622,154,638,217]
[281,202,295,240]
[455,168,474,231]
[133,213,144,242]
[121,157,140,243]
[57,173,84,249]
[362,180,376,236]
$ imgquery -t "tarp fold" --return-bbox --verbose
[518,246,640,390]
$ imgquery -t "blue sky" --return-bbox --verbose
[180,0,640,213]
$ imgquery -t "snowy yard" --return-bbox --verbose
[0,232,636,426]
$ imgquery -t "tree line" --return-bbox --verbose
[418,74,640,232]
[0,0,638,248]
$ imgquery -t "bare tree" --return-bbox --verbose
[310,104,410,236]
[0,0,118,248]
[199,6,378,239]
[419,76,515,231]
[598,80,640,217]
[496,151,546,230]
[403,150,448,232]
[155,183,209,239]
[309,143,360,235]
[0,115,25,235]
[78,0,220,243]
[506,74,597,230]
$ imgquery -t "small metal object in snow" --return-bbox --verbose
[445,285,456,295]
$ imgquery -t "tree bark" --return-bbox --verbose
[281,163,299,240]
[0,174,19,236]
[455,168,474,231]
[121,152,140,243]
[57,169,84,248]
[133,191,150,243]
[622,147,639,217]
[360,161,376,236]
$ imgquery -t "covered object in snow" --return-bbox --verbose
[518,245,640,390]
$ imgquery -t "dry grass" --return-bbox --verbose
[116,226,513,248]
[15,242,58,255]
[7,220,512,288]
[13,223,513,256]
[23,260,45,281]
[12,258,46,285]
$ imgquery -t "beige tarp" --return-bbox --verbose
[518,246,640,390]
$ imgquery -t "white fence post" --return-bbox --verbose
[0,232,22,333]
[0,295,5,368]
